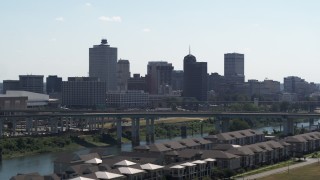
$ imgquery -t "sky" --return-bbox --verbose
[0,0,320,83]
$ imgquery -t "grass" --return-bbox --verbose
[234,159,300,178]
[260,163,320,180]
[3,143,82,159]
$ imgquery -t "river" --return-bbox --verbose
[1,120,320,179]
[0,134,206,179]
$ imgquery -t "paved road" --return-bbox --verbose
[236,158,319,180]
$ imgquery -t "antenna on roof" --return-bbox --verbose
[189,45,191,55]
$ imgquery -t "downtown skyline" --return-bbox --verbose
[1,0,320,83]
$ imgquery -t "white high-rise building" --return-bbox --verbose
[89,39,117,91]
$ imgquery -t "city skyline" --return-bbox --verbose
[1,0,320,83]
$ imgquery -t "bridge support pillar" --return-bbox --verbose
[283,118,294,136]
[26,118,33,135]
[146,118,150,144]
[309,119,314,131]
[69,117,73,130]
[94,118,97,129]
[181,126,187,139]
[215,117,229,133]
[116,117,122,145]
[131,118,137,146]
[135,118,140,146]
[89,118,93,131]
[215,117,222,133]
[150,118,155,143]
[0,118,3,138]
[12,119,17,136]
[221,119,230,133]
[35,118,38,133]
[55,118,59,133]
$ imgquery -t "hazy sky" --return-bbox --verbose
[1,0,320,83]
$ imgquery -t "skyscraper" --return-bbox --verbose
[89,39,117,91]
[172,70,184,91]
[62,77,106,108]
[2,80,20,94]
[183,53,207,101]
[117,59,130,91]
[19,75,44,94]
[224,53,245,84]
[147,61,173,94]
[46,75,62,94]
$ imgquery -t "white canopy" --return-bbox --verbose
[140,163,164,170]
[204,158,216,162]
[68,177,95,180]
[114,160,136,166]
[192,160,206,164]
[85,158,102,164]
[170,165,185,169]
[180,162,196,167]
[118,167,145,175]
[95,171,125,179]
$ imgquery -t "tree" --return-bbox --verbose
[230,119,250,131]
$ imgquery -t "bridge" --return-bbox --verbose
[1,110,320,146]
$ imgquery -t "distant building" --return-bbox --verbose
[106,90,149,108]
[208,73,225,94]
[224,53,245,84]
[171,70,184,91]
[0,96,27,110]
[147,61,173,94]
[19,75,44,94]
[248,79,280,98]
[2,80,20,94]
[280,92,298,102]
[46,75,62,94]
[128,74,147,92]
[62,77,106,108]
[261,80,280,95]
[89,39,117,91]
[284,76,317,99]
[117,59,130,91]
[183,53,207,101]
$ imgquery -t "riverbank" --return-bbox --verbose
[0,118,213,160]
[0,133,117,160]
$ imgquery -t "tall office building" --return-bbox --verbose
[183,53,208,101]
[172,70,184,91]
[224,53,245,84]
[62,77,106,108]
[89,39,117,91]
[2,80,20,94]
[147,61,173,94]
[117,59,130,91]
[46,75,62,94]
[19,75,44,94]
[208,73,225,93]
[128,74,147,92]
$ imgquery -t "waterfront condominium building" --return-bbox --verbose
[62,77,106,108]
[19,75,44,94]
[183,53,208,101]
[89,39,117,91]
[147,61,173,94]
[224,53,245,84]
[117,59,130,91]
